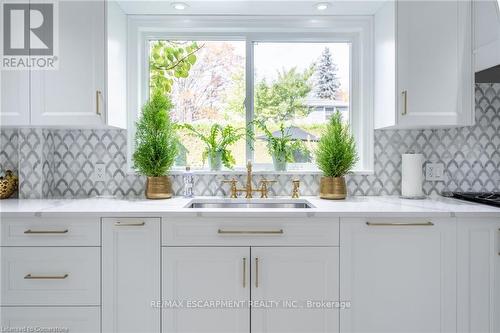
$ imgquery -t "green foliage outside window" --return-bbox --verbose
[149,41,202,95]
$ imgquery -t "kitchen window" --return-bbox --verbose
[128,16,374,173]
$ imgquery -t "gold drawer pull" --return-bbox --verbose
[366,222,434,227]
[114,221,145,226]
[218,229,283,235]
[24,273,69,280]
[24,229,69,234]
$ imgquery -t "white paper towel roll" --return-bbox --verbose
[401,153,424,197]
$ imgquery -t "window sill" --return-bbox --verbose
[127,167,374,176]
[168,169,374,176]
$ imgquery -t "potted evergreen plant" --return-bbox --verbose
[254,121,305,172]
[315,111,358,199]
[133,92,178,199]
[182,123,246,171]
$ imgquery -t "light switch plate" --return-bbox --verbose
[425,163,444,181]
[93,162,106,182]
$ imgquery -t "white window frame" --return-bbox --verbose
[127,15,374,174]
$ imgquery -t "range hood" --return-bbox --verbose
[476,65,500,83]
[475,0,500,78]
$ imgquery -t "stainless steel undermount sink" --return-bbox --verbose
[186,199,314,209]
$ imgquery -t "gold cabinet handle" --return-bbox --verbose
[218,229,283,235]
[366,222,434,227]
[96,90,102,116]
[401,90,408,115]
[255,257,259,288]
[114,221,145,226]
[24,273,69,280]
[242,257,247,288]
[24,229,68,234]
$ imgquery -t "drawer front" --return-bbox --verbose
[1,217,100,246]
[162,217,339,246]
[1,307,100,333]
[1,247,100,305]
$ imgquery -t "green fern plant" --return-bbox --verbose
[315,111,358,178]
[253,121,306,170]
[133,92,179,177]
[182,123,246,169]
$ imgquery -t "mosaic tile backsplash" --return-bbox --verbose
[1,84,499,199]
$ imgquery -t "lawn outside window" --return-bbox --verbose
[127,16,374,174]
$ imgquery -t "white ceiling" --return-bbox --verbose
[116,0,388,16]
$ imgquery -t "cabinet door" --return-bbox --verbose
[0,70,30,126]
[457,219,500,333]
[340,218,457,333]
[251,247,339,333]
[162,247,250,333]
[397,0,473,127]
[102,218,161,333]
[30,0,105,127]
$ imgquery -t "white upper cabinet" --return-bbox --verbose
[340,218,457,333]
[375,0,474,129]
[1,0,126,128]
[0,71,30,126]
[30,0,105,127]
[474,0,500,72]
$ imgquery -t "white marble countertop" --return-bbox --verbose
[1,196,499,218]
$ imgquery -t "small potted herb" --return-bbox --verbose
[133,92,178,199]
[182,123,245,171]
[254,121,305,172]
[315,111,358,199]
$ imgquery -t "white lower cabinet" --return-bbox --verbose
[340,218,457,333]
[163,247,251,333]
[0,307,100,333]
[457,219,500,333]
[162,246,338,333]
[251,247,339,333]
[102,217,161,333]
[1,247,100,306]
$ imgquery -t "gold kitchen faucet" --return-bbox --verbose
[221,161,276,198]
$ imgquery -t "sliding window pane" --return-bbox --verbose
[253,42,351,166]
[149,40,246,168]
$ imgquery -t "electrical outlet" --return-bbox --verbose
[93,162,106,182]
[425,162,445,181]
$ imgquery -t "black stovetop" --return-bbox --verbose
[448,192,500,208]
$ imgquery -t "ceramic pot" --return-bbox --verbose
[208,151,223,171]
[145,176,173,199]
[319,176,347,200]
[272,155,287,172]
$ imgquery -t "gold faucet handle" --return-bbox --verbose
[221,178,239,198]
[258,179,276,198]
[291,179,300,198]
